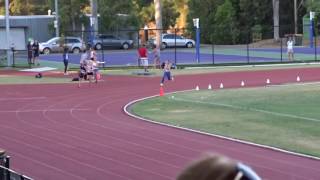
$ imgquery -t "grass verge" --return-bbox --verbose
[131,83,320,157]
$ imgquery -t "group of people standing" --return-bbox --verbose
[137,44,173,86]
[27,40,40,66]
[78,47,101,87]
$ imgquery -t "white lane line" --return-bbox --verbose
[172,97,320,123]
[0,97,47,101]
[0,108,90,113]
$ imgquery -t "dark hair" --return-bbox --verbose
[177,153,261,180]
[177,154,238,180]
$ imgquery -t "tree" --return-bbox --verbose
[213,0,239,44]
[5,0,50,15]
[98,0,139,32]
[187,0,223,43]
[162,0,180,29]
[58,0,89,33]
[0,0,4,15]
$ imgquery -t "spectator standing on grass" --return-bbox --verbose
[160,60,174,85]
[177,153,261,180]
[63,47,69,75]
[287,37,294,61]
[32,40,40,66]
[138,44,148,72]
[27,40,33,65]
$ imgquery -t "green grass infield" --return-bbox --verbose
[131,83,320,157]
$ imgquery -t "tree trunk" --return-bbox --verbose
[273,0,280,41]
[154,0,163,49]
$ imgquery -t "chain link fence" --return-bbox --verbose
[1,23,319,68]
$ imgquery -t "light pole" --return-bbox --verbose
[54,0,59,37]
[5,0,11,67]
[193,18,200,63]
[294,0,298,34]
[310,11,315,48]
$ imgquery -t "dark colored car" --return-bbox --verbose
[92,34,134,50]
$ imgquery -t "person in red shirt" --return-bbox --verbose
[138,44,148,72]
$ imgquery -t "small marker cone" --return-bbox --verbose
[220,83,224,89]
[159,85,164,96]
[241,81,245,87]
[208,84,212,90]
[297,76,300,82]
[266,79,270,84]
[195,86,200,91]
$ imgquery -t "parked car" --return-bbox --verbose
[92,34,134,50]
[39,37,86,54]
[151,34,195,49]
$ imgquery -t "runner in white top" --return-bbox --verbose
[287,37,294,61]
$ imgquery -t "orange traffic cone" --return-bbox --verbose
[160,84,164,96]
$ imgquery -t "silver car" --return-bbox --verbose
[151,34,195,49]
[39,37,86,54]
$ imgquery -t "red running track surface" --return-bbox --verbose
[0,67,320,180]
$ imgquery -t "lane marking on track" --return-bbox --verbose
[0,108,90,113]
[172,97,320,123]
[0,97,47,101]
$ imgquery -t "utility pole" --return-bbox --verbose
[294,0,298,34]
[5,0,11,67]
[55,0,59,37]
[273,0,280,41]
[91,0,98,33]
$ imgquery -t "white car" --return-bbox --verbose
[151,34,195,49]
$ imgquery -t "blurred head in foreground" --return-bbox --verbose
[176,153,261,180]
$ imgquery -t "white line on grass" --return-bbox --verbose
[172,97,320,123]
[123,90,320,161]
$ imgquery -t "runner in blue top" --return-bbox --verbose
[160,60,174,85]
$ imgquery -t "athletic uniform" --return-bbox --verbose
[161,61,172,84]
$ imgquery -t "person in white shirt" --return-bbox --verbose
[287,37,294,61]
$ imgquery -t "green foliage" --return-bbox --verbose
[58,0,89,33]
[187,0,222,43]
[7,0,50,15]
[187,0,273,44]
[162,0,180,29]
[98,0,139,32]
[213,0,239,44]
[133,0,181,30]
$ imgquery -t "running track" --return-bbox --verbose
[1,67,320,180]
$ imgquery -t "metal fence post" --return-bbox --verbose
[11,48,15,67]
[314,32,317,61]
[212,37,215,65]
[4,156,10,168]
[280,37,283,62]
[101,38,105,68]
[137,29,140,67]
[247,32,250,64]
[174,28,177,65]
